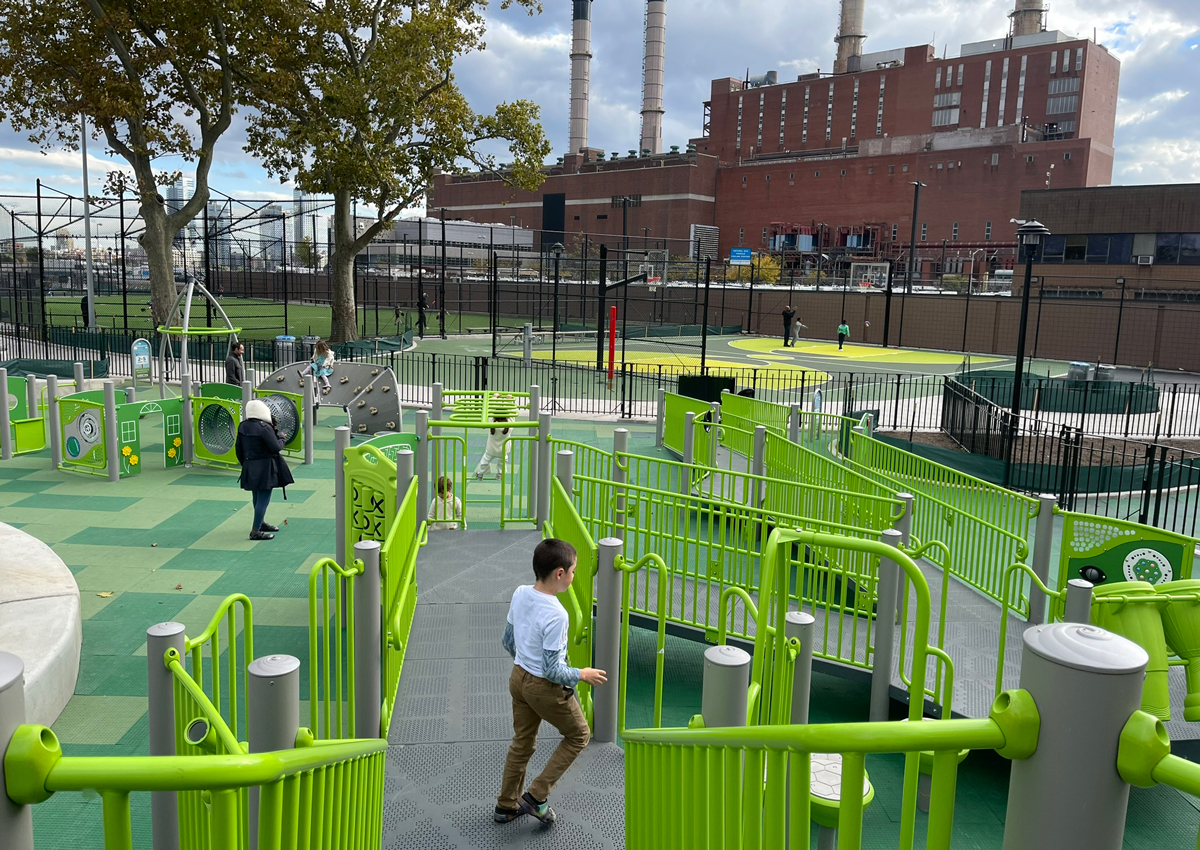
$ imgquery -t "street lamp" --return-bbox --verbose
[1009,218,1050,424]
[551,241,564,363]
[898,181,926,347]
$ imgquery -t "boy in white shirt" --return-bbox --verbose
[494,539,607,825]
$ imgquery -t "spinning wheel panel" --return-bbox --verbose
[196,403,236,457]
[258,393,301,445]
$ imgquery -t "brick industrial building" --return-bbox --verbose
[430,0,1119,276]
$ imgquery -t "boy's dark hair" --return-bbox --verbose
[436,475,452,497]
[533,538,577,582]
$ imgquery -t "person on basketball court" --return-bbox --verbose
[837,319,850,350]
[781,305,795,347]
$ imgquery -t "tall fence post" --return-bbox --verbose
[709,402,720,466]
[701,645,751,727]
[103,380,120,482]
[869,528,904,722]
[1002,623,1148,850]
[752,425,767,508]
[1028,494,1057,623]
[431,381,443,436]
[528,385,540,520]
[788,403,801,444]
[612,429,629,540]
[536,412,552,529]
[594,537,624,743]
[1064,578,1094,624]
[785,611,815,724]
[180,372,193,467]
[415,411,430,529]
[556,449,574,496]
[0,368,12,460]
[147,622,185,850]
[303,378,314,466]
[46,374,62,468]
[248,655,301,850]
[334,426,350,566]
[523,322,533,364]
[655,387,666,448]
[353,540,382,740]
[396,448,414,515]
[0,653,34,850]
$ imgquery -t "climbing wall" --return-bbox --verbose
[258,361,401,437]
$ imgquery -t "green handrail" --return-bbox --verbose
[184,593,253,745]
[616,552,670,732]
[308,557,360,739]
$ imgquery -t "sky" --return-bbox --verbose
[0,0,1197,216]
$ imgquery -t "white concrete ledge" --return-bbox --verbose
[0,522,81,725]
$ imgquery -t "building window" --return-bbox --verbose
[825,83,834,143]
[957,63,964,86]
[780,89,787,148]
[891,224,898,240]
[888,165,895,174]
[757,91,765,149]
[597,214,608,220]
[868,167,874,174]
[935,67,942,88]
[762,227,768,243]
[1015,55,1028,117]
[921,223,928,241]
[1086,235,1111,263]
[789,172,794,180]
[736,95,743,150]
[1026,154,1035,163]
[1156,233,1182,264]
[902,164,909,172]
[984,221,992,241]
[851,78,859,139]
[765,173,770,182]
[932,108,961,127]
[1063,49,1071,71]
[948,160,955,169]
[1075,47,1084,71]
[1180,234,1200,265]
[980,59,992,128]
[1064,152,1072,161]
[991,152,1000,166]
[1047,95,1079,114]
[933,92,962,108]
[1048,77,1081,95]
[803,85,810,145]
[1064,235,1088,262]
[997,57,1010,126]
[840,168,846,176]
[739,228,744,242]
[876,76,886,136]
[742,176,747,183]
[1050,51,1057,74]
[573,215,580,221]
[952,222,959,240]
[814,170,820,177]
[937,162,944,169]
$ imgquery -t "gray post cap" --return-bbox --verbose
[248,655,301,678]
[1023,623,1149,674]
[785,611,816,626]
[0,652,24,693]
[704,645,751,667]
[147,622,186,637]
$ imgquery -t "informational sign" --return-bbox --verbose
[131,338,152,386]
[729,247,752,266]
[812,388,823,413]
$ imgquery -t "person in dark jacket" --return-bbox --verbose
[236,399,295,540]
[781,305,795,347]
[225,341,245,385]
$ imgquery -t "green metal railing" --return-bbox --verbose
[308,557,358,740]
[183,594,254,746]
[382,479,422,737]
[663,392,712,455]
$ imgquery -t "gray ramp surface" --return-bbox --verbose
[384,528,626,850]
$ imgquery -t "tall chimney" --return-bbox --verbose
[833,0,866,74]
[569,0,593,155]
[1011,0,1045,37]
[639,0,668,155]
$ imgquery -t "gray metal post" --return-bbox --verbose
[788,403,801,444]
[593,538,624,743]
[248,655,301,850]
[752,425,767,508]
[73,361,85,389]
[1064,578,1094,624]
[180,373,193,467]
[396,448,414,516]
[302,379,314,465]
[147,622,185,850]
[0,653,34,850]
[655,387,666,447]
[353,541,382,739]
[431,382,443,436]
[708,402,720,466]
[556,449,574,495]
[869,528,903,722]
[701,645,751,727]
[1028,494,1057,623]
[415,411,430,529]
[103,380,120,482]
[46,375,62,468]
[0,368,11,460]
[894,493,914,624]
[334,426,351,566]
[240,380,252,419]
[536,412,552,529]
[1002,623,1148,850]
[523,322,533,363]
[613,429,629,539]
[785,611,815,724]
[528,386,540,518]
[24,377,37,426]
[681,411,695,494]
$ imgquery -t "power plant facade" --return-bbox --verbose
[431,1,1120,266]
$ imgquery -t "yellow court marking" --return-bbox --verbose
[522,348,826,379]
[727,337,1000,365]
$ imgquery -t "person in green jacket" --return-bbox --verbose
[837,319,849,350]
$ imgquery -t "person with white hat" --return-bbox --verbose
[235,399,295,540]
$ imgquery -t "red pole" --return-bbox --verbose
[608,304,617,381]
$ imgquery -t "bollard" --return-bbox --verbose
[73,361,85,389]
[523,322,533,364]
[536,412,552,529]
[751,425,767,508]
[180,373,194,467]
[869,529,904,722]
[25,377,38,426]
[593,538,624,743]
[788,403,801,444]
[46,375,63,468]
[103,380,120,482]
[681,412,695,495]
[612,429,629,539]
[334,427,351,566]
[785,611,815,724]
[0,652,34,850]
[303,379,315,465]
[1002,623,1148,850]
[556,449,574,496]
[1028,494,1057,623]
[353,541,382,739]
[655,387,666,447]
[894,493,914,625]
[0,367,12,460]
[431,382,443,436]
[529,385,540,519]
[248,655,301,850]
[396,448,415,515]
[702,645,751,728]
[415,411,430,532]
[1064,578,1094,624]
[241,380,253,419]
[147,623,185,850]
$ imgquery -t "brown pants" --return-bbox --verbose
[497,665,590,809]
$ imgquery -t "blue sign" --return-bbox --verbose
[131,338,152,383]
[729,247,752,266]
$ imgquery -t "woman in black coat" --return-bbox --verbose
[236,399,296,540]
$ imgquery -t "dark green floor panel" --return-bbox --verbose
[14,494,144,512]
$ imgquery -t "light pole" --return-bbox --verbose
[1009,219,1050,424]
[551,242,563,363]
[438,208,447,338]
[899,182,926,347]
[1113,276,1127,365]
[963,248,984,351]
[814,222,827,290]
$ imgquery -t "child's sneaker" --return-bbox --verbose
[475,470,484,480]
[493,806,524,823]
[519,792,556,825]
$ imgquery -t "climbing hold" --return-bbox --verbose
[340,376,350,384]
[365,386,373,393]
[357,401,366,409]
[276,375,285,382]
[371,369,380,376]
[381,385,391,393]
[370,407,378,415]
[385,421,396,429]
[354,386,362,394]
[357,424,368,433]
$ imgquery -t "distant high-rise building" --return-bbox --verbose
[166,175,199,244]
[205,201,233,268]
[260,204,286,266]
[293,189,315,252]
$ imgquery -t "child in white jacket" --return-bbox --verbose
[474,419,512,480]
[428,476,464,530]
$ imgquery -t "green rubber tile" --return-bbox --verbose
[81,617,160,657]
[168,471,251,487]
[87,591,193,624]
[14,522,91,545]
[73,655,152,697]
[34,791,152,850]
[64,500,239,548]
[127,569,224,596]
[51,696,146,745]
[0,478,59,493]
[72,563,162,594]
[79,590,120,620]
[10,494,143,512]
[251,597,314,627]
[58,543,180,573]
[162,547,299,572]
[205,563,312,599]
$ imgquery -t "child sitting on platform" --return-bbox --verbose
[427,475,464,531]
[297,340,335,395]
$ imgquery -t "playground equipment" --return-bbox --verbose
[155,276,241,399]
[1159,579,1200,722]
[1,370,47,460]
[259,360,402,436]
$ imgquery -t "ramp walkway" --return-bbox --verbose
[382,528,625,850]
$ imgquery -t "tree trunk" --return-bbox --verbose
[329,189,358,343]
[139,206,179,331]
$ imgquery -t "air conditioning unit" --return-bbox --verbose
[1136,255,1154,266]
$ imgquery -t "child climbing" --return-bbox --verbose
[297,340,335,395]
[474,418,512,480]
[428,475,465,531]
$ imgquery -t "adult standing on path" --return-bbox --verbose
[235,399,294,541]
[837,319,850,350]
[418,291,429,338]
[781,305,796,347]
[225,341,245,385]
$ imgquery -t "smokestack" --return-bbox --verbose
[569,0,593,155]
[1011,0,1045,37]
[833,0,866,75]
[639,0,668,155]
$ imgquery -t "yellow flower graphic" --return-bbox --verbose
[168,448,177,459]
[130,455,139,466]
[173,437,182,448]
[122,445,132,457]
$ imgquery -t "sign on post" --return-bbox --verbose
[131,338,152,388]
[729,247,752,266]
